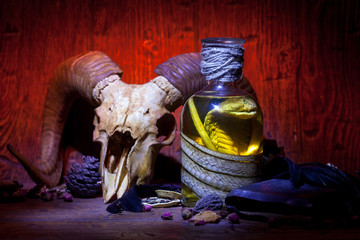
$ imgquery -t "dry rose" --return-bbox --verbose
[63,192,73,202]
[143,204,152,211]
[161,211,173,220]
[228,212,240,224]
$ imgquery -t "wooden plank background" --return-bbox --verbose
[0,0,359,186]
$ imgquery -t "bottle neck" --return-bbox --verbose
[196,79,250,97]
[208,79,236,89]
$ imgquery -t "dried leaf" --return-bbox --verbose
[189,210,220,224]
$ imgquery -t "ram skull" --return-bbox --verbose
[93,75,181,202]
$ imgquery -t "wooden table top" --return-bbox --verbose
[1,196,359,240]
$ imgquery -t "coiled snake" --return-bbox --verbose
[181,96,262,200]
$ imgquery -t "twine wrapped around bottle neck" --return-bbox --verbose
[200,38,245,82]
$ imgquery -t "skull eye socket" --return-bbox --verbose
[105,131,135,173]
[156,113,176,143]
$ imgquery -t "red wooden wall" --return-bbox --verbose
[1,0,359,186]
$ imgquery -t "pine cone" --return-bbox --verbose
[64,156,101,197]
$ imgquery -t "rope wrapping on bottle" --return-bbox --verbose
[200,38,245,82]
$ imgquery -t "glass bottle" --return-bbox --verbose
[180,37,263,207]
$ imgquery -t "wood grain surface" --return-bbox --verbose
[1,197,360,240]
[0,0,359,186]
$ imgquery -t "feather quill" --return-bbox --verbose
[106,185,143,213]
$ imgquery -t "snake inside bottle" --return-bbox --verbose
[180,37,263,206]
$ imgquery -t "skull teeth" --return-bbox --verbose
[101,131,136,202]
[108,155,116,172]
[104,131,135,173]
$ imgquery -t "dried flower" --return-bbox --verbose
[63,192,73,202]
[161,211,173,220]
[228,213,240,224]
[143,204,152,211]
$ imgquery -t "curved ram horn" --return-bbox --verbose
[154,53,206,110]
[154,52,256,110]
[8,51,122,187]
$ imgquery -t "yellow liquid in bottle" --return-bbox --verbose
[180,94,263,206]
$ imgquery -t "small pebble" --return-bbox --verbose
[181,208,194,220]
